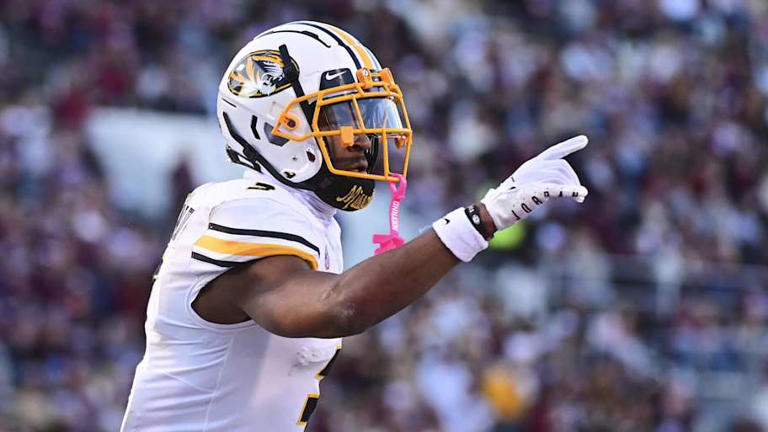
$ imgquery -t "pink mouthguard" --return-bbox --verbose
[372,173,407,255]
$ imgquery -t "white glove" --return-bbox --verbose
[481,135,589,231]
[433,135,589,262]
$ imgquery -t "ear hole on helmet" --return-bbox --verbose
[306,150,316,162]
[264,122,289,146]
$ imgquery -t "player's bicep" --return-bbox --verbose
[222,255,346,338]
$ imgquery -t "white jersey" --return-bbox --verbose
[121,171,343,432]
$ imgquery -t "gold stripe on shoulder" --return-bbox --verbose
[194,235,318,269]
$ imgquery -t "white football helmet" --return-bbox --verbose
[216,21,413,211]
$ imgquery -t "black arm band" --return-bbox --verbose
[464,205,493,240]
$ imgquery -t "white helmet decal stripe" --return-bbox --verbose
[321,22,375,70]
[364,46,382,70]
[295,21,363,70]
[257,29,332,48]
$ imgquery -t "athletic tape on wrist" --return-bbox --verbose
[432,207,489,262]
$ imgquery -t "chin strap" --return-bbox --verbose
[372,174,407,255]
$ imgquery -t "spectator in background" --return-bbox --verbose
[0,0,767,430]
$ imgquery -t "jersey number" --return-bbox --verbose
[296,346,341,428]
[247,182,275,191]
[297,394,319,427]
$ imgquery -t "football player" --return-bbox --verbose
[121,21,588,432]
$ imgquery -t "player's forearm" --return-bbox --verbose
[323,229,459,336]
[248,205,494,339]
[311,204,498,337]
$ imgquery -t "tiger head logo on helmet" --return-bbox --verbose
[216,21,413,211]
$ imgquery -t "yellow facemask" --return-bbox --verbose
[271,68,413,184]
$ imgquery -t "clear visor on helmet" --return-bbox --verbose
[317,97,408,178]
[318,97,405,130]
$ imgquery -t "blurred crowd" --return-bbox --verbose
[1,0,768,430]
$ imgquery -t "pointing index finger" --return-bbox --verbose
[537,135,589,160]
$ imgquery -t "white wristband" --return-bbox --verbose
[432,207,489,262]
